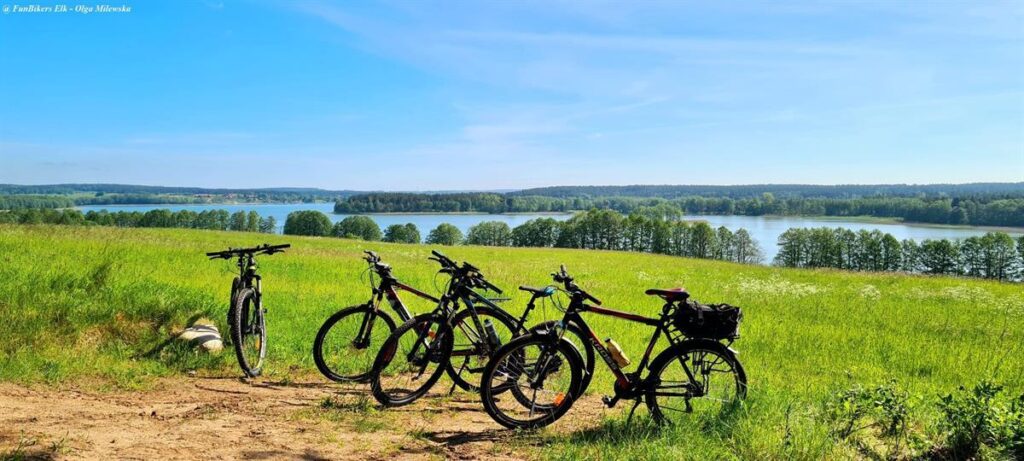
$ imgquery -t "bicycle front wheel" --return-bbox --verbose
[445,305,519,392]
[370,313,453,407]
[480,334,583,430]
[645,340,746,425]
[313,305,396,382]
[231,288,267,377]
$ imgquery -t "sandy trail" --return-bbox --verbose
[0,377,609,460]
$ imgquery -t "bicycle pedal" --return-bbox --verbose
[601,395,619,408]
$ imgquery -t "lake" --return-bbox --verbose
[76,203,1023,262]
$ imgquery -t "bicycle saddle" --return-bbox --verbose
[645,287,690,301]
[518,285,555,297]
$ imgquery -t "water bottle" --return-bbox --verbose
[483,319,502,349]
[605,338,631,368]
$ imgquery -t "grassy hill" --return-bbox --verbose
[1,225,1021,459]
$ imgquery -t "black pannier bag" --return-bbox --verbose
[673,300,742,340]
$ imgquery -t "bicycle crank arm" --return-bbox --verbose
[601,395,620,408]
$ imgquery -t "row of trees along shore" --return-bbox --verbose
[0,208,277,233]
[286,208,765,264]
[333,191,1024,227]
[4,207,1022,281]
[775,227,1024,281]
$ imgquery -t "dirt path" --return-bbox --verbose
[0,377,609,460]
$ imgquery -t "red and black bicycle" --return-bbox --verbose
[313,251,442,382]
[479,265,747,429]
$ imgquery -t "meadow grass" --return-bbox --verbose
[0,224,1021,459]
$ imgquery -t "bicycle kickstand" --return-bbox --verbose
[447,357,470,396]
[626,398,642,424]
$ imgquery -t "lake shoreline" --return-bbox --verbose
[686,214,1024,233]
[68,205,1022,232]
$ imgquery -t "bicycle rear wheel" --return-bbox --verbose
[231,288,267,377]
[313,305,396,382]
[370,313,453,407]
[645,340,746,425]
[480,334,582,430]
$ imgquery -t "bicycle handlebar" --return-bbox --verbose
[429,250,501,293]
[206,243,290,259]
[429,250,457,268]
[551,265,601,305]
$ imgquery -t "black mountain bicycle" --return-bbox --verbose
[479,265,746,429]
[206,243,290,378]
[368,251,595,407]
[313,251,441,382]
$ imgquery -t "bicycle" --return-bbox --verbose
[479,265,746,429]
[313,250,442,382]
[368,251,595,407]
[206,243,290,378]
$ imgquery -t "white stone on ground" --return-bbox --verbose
[177,319,223,353]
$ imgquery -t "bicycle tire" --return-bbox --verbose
[369,313,453,407]
[231,288,266,377]
[226,277,240,342]
[313,305,397,383]
[480,333,583,430]
[645,339,746,425]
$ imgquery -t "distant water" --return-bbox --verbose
[76,203,1022,262]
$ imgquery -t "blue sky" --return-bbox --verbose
[1,1,1022,189]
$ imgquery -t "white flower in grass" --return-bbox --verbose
[859,284,881,300]
[736,276,823,297]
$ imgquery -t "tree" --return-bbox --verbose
[511,218,561,247]
[980,232,1019,281]
[332,215,382,241]
[731,229,763,264]
[228,211,248,231]
[775,228,808,267]
[959,236,985,277]
[426,223,463,246]
[688,221,716,258]
[283,210,332,236]
[1018,236,1024,269]
[919,239,960,275]
[880,233,902,272]
[246,211,261,232]
[258,216,277,233]
[900,239,920,273]
[383,223,420,243]
[713,226,734,261]
[466,221,512,246]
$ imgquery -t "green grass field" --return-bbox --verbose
[1,225,1021,460]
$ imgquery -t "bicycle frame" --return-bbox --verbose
[355,267,440,348]
[556,296,680,399]
[236,253,262,309]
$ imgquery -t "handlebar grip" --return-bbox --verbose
[482,278,503,294]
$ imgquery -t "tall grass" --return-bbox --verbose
[0,224,1021,458]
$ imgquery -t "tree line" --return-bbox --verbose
[0,208,277,233]
[0,195,76,210]
[289,208,764,265]
[0,183,359,199]
[334,192,1024,227]
[5,207,1022,281]
[512,183,1024,199]
[775,227,1024,281]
